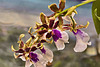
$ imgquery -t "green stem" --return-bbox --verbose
[55,0,95,18]
[76,0,95,7]
[70,16,76,29]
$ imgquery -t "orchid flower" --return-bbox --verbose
[51,29,69,50]
[37,17,69,50]
[37,43,53,63]
[41,29,69,50]
[11,0,94,67]
[33,10,69,51]
[63,13,91,52]
[11,33,53,67]
[73,29,91,52]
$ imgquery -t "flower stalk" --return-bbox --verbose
[55,0,95,18]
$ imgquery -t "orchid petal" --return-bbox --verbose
[73,30,91,52]
[20,56,26,61]
[74,35,88,52]
[43,48,53,63]
[37,54,47,66]
[80,30,90,43]
[29,52,39,63]
[34,61,46,67]
[41,32,47,40]
[60,31,69,43]
[62,12,75,22]
[55,39,65,50]
[40,47,46,54]
[25,60,32,67]
[52,29,62,42]
[33,53,46,67]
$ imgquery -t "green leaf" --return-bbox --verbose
[94,9,100,21]
[92,0,100,34]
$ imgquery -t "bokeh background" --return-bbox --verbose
[0,0,100,67]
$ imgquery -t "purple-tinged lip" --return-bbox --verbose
[31,58,39,63]
[73,29,86,40]
[73,29,83,35]
[40,47,46,54]
[29,52,39,63]
[37,43,46,54]
[52,29,62,42]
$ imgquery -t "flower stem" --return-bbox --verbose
[76,0,95,8]
[55,0,95,18]
[70,16,75,28]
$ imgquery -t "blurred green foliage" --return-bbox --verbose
[92,0,100,34]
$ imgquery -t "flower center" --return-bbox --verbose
[52,29,62,42]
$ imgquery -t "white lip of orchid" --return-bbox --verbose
[42,47,53,63]
[54,30,69,50]
[73,38,87,52]
[34,52,53,67]
[73,30,91,52]
[25,60,32,67]
[74,42,90,52]
[59,30,69,43]
[24,53,48,67]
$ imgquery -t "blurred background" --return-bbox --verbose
[0,0,100,67]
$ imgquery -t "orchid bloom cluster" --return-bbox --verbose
[11,0,92,67]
